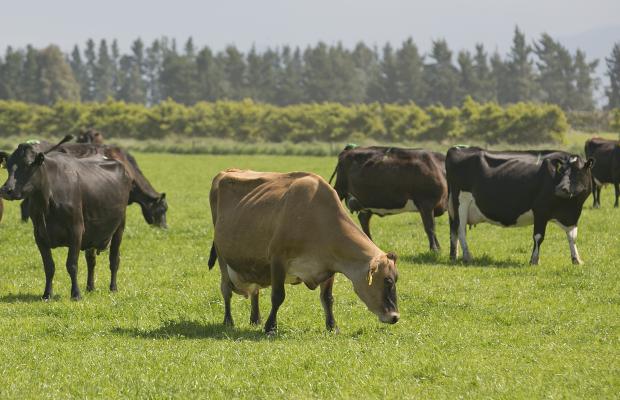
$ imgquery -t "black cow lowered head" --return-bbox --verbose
[139,192,168,229]
[550,156,594,200]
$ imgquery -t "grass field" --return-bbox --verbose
[0,153,618,399]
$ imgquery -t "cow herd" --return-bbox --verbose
[0,133,618,334]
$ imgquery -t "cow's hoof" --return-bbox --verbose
[572,257,583,265]
[223,317,234,327]
[109,285,118,292]
[86,285,95,292]
[326,324,339,333]
[41,293,52,301]
[249,317,261,326]
[71,294,82,301]
[265,328,277,336]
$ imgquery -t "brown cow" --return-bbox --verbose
[208,169,399,334]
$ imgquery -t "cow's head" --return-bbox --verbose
[141,193,168,229]
[77,129,104,144]
[0,144,45,200]
[353,252,399,324]
[549,156,594,200]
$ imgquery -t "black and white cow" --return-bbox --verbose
[446,146,594,265]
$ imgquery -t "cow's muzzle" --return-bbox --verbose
[379,311,400,324]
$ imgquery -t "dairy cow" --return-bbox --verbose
[208,169,399,334]
[0,137,132,299]
[330,146,447,251]
[584,137,620,208]
[446,146,593,265]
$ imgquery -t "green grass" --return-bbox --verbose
[0,153,618,399]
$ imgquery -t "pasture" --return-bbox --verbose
[0,153,618,399]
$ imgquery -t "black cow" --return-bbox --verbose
[330,146,447,251]
[20,141,168,228]
[584,137,620,208]
[0,137,132,299]
[446,146,594,265]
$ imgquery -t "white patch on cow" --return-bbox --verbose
[569,156,578,163]
[457,192,474,261]
[227,266,261,297]
[458,192,533,227]
[367,199,418,216]
[552,221,582,264]
[530,233,542,265]
[287,256,324,286]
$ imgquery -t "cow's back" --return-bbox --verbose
[335,147,447,212]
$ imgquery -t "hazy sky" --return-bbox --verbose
[1,0,618,54]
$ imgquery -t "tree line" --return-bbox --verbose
[0,27,619,111]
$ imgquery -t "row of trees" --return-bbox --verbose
[0,98,572,144]
[0,28,619,110]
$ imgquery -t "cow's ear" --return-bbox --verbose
[549,158,563,173]
[34,153,45,166]
[160,192,166,200]
[584,158,595,169]
[367,257,380,286]
[387,252,398,263]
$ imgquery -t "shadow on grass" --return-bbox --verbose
[112,320,268,341]
[402,252,525,269]
[0,293,60,303]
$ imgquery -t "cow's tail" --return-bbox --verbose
[208,242,217,270]
[328,162,339,185]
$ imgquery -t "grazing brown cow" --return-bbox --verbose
[208,169,399,334]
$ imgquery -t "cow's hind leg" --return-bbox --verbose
[358,211,373,240]
[614,182,619,208]
[85,249,96,291]
[420,205,440,252]
[218,262,234,326]
[265,258,286,335]
[594,185,602,208]
[320,275,337,332]
[529,218,547,265]
[449,192,459,261]
[249,291,261,325]
[108,221,125,292]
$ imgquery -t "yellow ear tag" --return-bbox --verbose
[367,270,373,286]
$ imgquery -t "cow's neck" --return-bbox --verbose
[329,222,382,284]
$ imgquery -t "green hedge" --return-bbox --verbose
[0,97,569,144]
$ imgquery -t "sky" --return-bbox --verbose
[1,0,618,55]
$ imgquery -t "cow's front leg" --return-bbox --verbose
[35,236,55,300]
[614,182,619,208]
[565,226,583,265]
[249,291,261,325]
[265,258,286,335]
[66,240,82,300]
[530,218,547,265]
[320,275,338,332]
[420,205,440,252]
[85,249,97,291]
[358,211,373,240]
[109,221,125,292]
